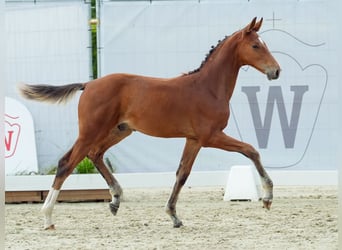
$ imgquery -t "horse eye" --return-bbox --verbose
[252,44,259,49]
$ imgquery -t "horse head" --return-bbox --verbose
[237,17,281,80]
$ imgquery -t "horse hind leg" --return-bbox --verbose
[41,187,60,230]
[88,151,122,216]
[88,127,132,216]
[41,139,91,230]
[41,149,73,230]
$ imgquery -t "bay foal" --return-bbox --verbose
[19,17,280,229]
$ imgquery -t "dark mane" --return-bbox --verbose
[186,35,230,75]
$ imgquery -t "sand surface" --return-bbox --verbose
[5,186,338,250]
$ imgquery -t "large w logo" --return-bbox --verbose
[241,85,309,149]
[227,32,327,168]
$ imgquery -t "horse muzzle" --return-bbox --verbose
[266,67,280,80]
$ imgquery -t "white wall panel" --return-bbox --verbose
[5,2,90,173]
[99,1,341,173]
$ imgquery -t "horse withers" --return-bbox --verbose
[19,17,280,229]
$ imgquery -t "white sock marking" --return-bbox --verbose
[41,188,60,229]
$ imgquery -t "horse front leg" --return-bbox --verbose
[166,139,201,228]
[205,131,273,209]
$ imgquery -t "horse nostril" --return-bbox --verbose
[275,69,280,79]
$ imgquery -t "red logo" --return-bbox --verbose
[5,114,21,158]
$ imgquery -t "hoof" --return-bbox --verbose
[109,202,119,215]
[44,224,55,230]
[170,215,183,228]
[262,199,272,210]
[173,221,183,228]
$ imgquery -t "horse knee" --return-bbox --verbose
[250,148,260,162]
[243,144,260,162]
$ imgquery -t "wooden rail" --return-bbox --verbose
[5,189,111,203]
[5,171,337,203]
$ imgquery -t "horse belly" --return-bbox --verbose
[128,109,193,138]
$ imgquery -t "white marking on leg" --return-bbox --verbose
[108,186,122,215]
[260,176,273,200]
[109,187,114,199]
[41,188,60,229]
[109,187,120,204]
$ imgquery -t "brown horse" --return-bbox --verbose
[19,17,280,229]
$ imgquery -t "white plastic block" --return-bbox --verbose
[224,165,262,201]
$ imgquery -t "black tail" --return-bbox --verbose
[18,83,85,104]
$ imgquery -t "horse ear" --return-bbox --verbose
[246,17,257,33]
[253,18,263,32]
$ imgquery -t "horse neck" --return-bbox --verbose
[199,36,241,102]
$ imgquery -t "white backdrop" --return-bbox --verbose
[5,1,90,173]
[100,0,340,173]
